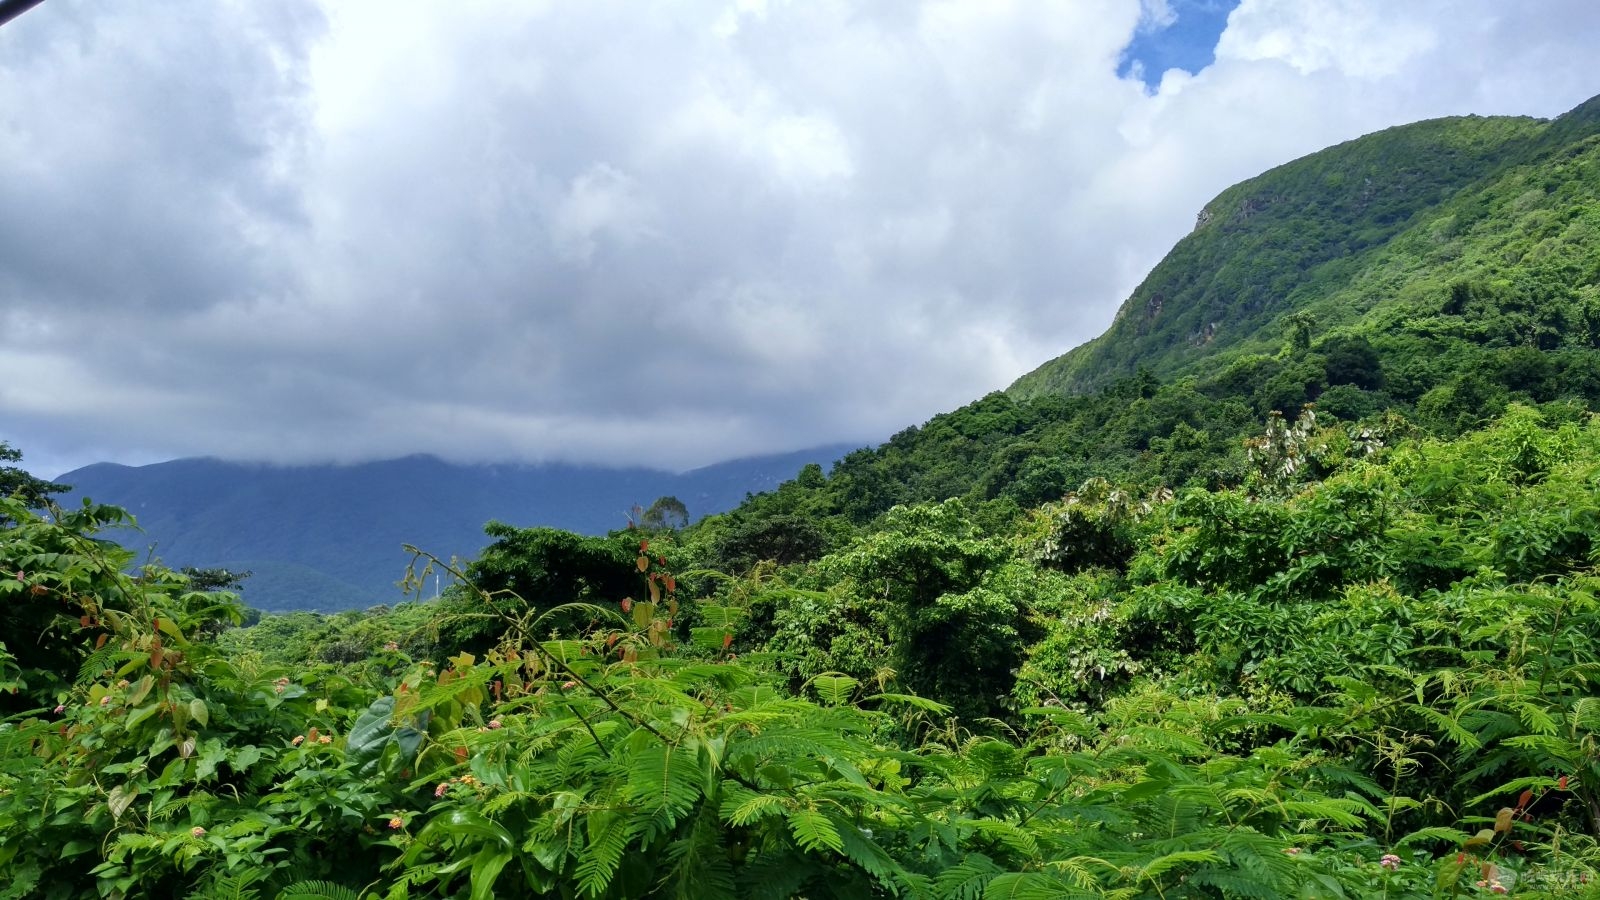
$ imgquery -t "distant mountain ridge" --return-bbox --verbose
[58,446,854,611]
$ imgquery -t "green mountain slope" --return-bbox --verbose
[1010,98,1597,398]
[690,93,1600,552]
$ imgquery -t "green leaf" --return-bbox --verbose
[154,616,186,643]
[196,738,228,781]
[469,847,512,900]
[127,674,154,706]
[188,698,209,728]
[107,784,138,821]
[125,702,162,730]
[404,808,514,866]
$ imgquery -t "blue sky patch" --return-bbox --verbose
[1118,0,1241,90]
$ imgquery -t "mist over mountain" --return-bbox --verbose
[57,445,853,611]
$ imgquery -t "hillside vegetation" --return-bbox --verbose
[5,95,1600,899]
[5,407,1600,898]
[682,93,1600,541]
[1013,94,1600,397]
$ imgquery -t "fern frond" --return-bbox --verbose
[1137,849,1223,882]
[277,881,362,900]
[1187,867,1279,899]
[934,853,1002,900]
[193,870,262,900]
[574,810,636,898]
[658,808,738,900]
[787,806,843,854]
[719,787,789,827]
[625,744,703,827]
[1407,703,1482,748]
[982,872,1094,900]
[1395,825,1472,847]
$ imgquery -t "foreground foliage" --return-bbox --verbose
[4,406,1600,898]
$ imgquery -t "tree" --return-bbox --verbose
[640,495,689,531]
[816,500,1024,717]
[1320,334,1385,390]
[0,440,66,510]
[436,523,643,653]
[181,566,252,593]
[713,513,831,571]
[1283,310,1317,354]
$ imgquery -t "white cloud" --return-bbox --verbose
[1139,0,1179,32]
[2,0,1599,478]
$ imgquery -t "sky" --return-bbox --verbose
[3,1,1600,480]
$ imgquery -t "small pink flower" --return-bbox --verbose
[1282,848,1301,856]
[384,641,399,652]
[488,719,502,729]
[1490,884,1507,895]
[291,735,305,746]
[318,734,332,744]
[562,680,577,690]
[99,696,111,706]
[191,827,206,837]
[1380,854,1401,871]
[388,816,404,830]
[434,783,449,798]
[53,704,65,714]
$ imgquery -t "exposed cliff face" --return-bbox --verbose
[1007,99,1600,400]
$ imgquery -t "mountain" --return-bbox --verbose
[1010,94,1600,398]
[57,446,854,611]
[702,92,1600,537]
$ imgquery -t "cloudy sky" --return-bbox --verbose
[4,0,1599,478]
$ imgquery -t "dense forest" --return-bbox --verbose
[5,96,1600,898]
